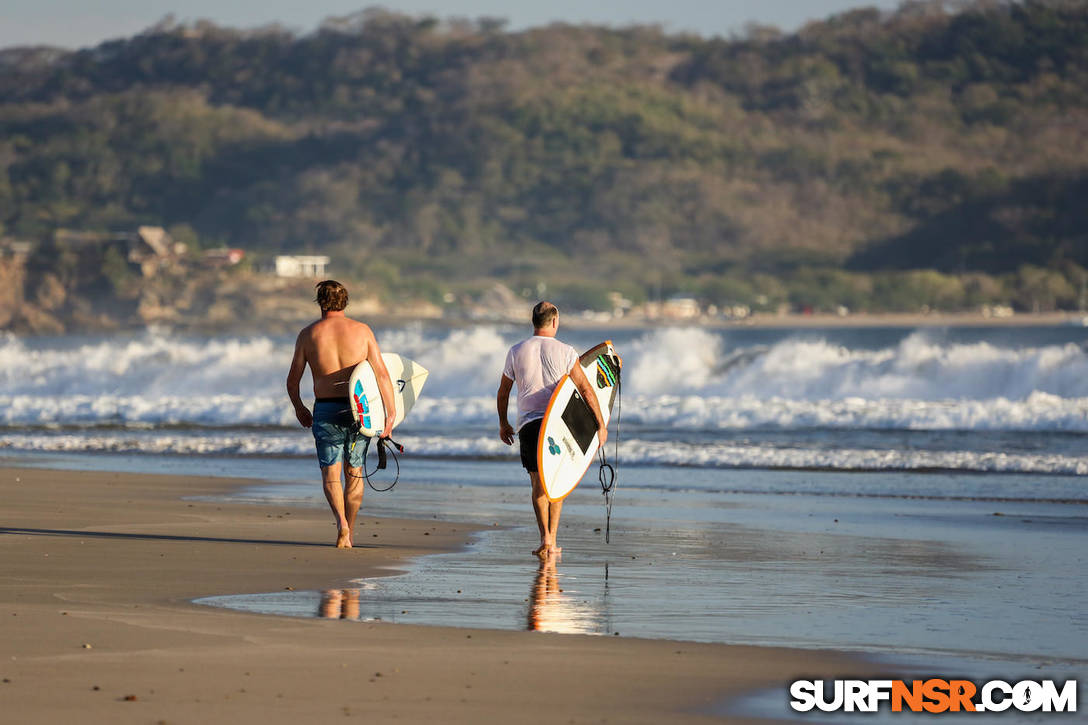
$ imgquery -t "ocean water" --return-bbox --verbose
[4,324,1087,685]
[3,324,1088,475]
[185,459,1088,664]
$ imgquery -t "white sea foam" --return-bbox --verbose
[2,432,1086,476]
[5,327,1087,400]
[3,328,1088,437]
[0,332,287,396]
[626,329,1088,400]
[378,325,515,396]
[613,391,1088,431]
[5,391,1088,433]
[0,432,312,456]
[614,438,1088,476]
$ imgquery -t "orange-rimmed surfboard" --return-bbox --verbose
[537,341,620,501]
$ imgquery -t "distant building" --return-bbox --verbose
[662,295,700,319]
[607,291,633,318]
[275,255,330,278]
[135,226,174,257]
[981,304,1014,318]
[720,304,751,320]
[128,226,184,277]
[202,248,245,266]
[0,238,32,258]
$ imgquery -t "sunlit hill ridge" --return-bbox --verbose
[0,1,1086,332]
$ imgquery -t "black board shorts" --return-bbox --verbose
[518,418,543,473]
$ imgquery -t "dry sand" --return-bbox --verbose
[0,466,868,724]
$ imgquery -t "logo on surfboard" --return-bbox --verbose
[353,380,372,428]
[595,355,617,389]
[547,436,561,455]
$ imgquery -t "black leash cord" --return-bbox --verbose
[354,432,404,492]
[598,452,615,544]
[598,368,621,544]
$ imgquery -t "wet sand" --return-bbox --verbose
[0,465,868,724]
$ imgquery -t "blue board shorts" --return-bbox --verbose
[312,399,367,468]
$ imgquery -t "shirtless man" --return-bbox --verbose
[286,280,396,548]
[497,301,607,558]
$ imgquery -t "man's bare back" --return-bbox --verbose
[286,309,396,432]
[296,315,375,398]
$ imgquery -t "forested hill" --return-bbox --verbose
[2,1,1087,314]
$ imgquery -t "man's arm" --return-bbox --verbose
[364,326,397,437]
[497,374,515,445]
[286,332,313,428]
[570,363,607,447]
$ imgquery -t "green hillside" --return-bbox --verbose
[1,1,1087,315]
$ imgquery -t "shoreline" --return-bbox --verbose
[1,465,872,724]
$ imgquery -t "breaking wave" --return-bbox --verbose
[3,325,1088,432]
[2,326,1087,474]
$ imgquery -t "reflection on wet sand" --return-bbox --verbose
[319,589,361,620]
[526,557,598,635]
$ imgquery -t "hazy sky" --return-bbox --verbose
[1,1,905,50]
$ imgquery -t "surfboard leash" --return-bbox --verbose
[369,435,404,492]
[598,367,621,544]
[598,450,615,544]
[351,427,405,492]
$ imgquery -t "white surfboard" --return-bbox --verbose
[347,353,429,437]
[537,341,620,501]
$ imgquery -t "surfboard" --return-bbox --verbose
[347,353,429,437]
[537,341,620,502]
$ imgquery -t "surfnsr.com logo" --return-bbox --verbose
[790,679,1077,714]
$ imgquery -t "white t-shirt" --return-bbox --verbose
[502,335,579,431]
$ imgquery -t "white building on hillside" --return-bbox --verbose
[275,255,330,278]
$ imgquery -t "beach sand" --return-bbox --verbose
[0,465,868,724]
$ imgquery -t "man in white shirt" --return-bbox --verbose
[497,301,607,558]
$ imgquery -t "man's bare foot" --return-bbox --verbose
[548,545,562,557]
[336,528,352,548]
[532,542,548,558]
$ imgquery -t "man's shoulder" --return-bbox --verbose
[308,316,372,334]
[342,317,373,334]
[545,337,577,355]
[507,336,577,363]
[297,319,320,338]
[510,335,575,351]
[507,337,534,355]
